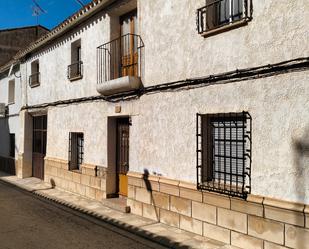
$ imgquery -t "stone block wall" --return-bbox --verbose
[44,157,106,201]
[127,172,309,249]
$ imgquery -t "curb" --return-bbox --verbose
[0,177,189,249]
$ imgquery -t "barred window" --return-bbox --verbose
[68,39,83,80]
[69,132,84,171]
[197,0,252,35]
[197,112,251,199]
[29,60,40,87]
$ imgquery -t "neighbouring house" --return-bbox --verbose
[0,25,49,67]
[0,0,309,248]
[0,25,48,174]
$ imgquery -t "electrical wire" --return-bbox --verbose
[21,57,309,110]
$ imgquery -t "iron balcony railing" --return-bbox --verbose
[29,72,40,87]
[68,61,83,80]
[97,33,144,84]
[197,0,253,34]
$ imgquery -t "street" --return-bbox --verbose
[0,181,166,249]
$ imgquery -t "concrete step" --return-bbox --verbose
[101,196,131,213]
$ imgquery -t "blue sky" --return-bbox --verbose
[0,0,92,30]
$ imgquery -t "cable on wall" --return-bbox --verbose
[21,57,309,111]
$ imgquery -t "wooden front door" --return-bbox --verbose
[120,10,138,77]
[32,115,47,180]
[116,118,130,196]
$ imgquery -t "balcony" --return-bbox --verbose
[96,33,144,96]
[197,0,252,37]
[29,72,40,87]
[68,61,83,81]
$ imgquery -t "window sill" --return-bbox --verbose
[8,102,15,105]
[68,75,83,82]
[200,19,248,38]
[30,83,40,88]
[71,169,82,174]
[198,181,248,199]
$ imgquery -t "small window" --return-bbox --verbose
[68,39,83,80]
[9,133,15,158]
[197,0,252,35]
[69,132,84,171]
[8,79,15,104]
[196,112,251,199]
[29,60,40,87]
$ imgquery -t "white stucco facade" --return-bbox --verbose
[1,0,308,204]
[0,68,21,158]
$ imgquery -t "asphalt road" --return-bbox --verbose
[0,181,167,249]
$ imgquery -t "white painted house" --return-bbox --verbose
[0,1,309,248]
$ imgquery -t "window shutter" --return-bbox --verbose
[206,0,219,30]
[201,115,213,182]
[8,80,15,104]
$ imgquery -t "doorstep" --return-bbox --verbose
[0,172,240,249]
[101,196,131,213]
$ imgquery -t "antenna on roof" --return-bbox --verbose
[31,0,47,25]
[75,0,85,7]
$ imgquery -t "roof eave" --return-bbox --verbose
[14,0,116,60]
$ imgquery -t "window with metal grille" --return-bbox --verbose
[9,133,15,158]
[69,132,84,171]
[68,39,83,80]
[29,60,40,87]
[197,0,253,34]
[196,112,251,199]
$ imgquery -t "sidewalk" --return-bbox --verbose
[0,172,239,249]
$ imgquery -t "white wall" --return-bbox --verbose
[44,70,309,204]
[23,13,110,106]
[129,71,309,204]
[22,0,309,104]
[139,0,309,86]
[15,0,309,204]
[0,70,21,158]
[46,102,108,166]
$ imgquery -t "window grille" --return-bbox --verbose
[197,0,253,34]
[69,132,84,171]
[29,60,40,87]
[68,39,83,80]
[196,112,251,199]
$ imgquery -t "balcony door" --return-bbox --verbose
[120,10,138,77]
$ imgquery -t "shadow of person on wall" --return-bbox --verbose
[50,178,56,189]
[143,169,159,221]
[292,127,309,249]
